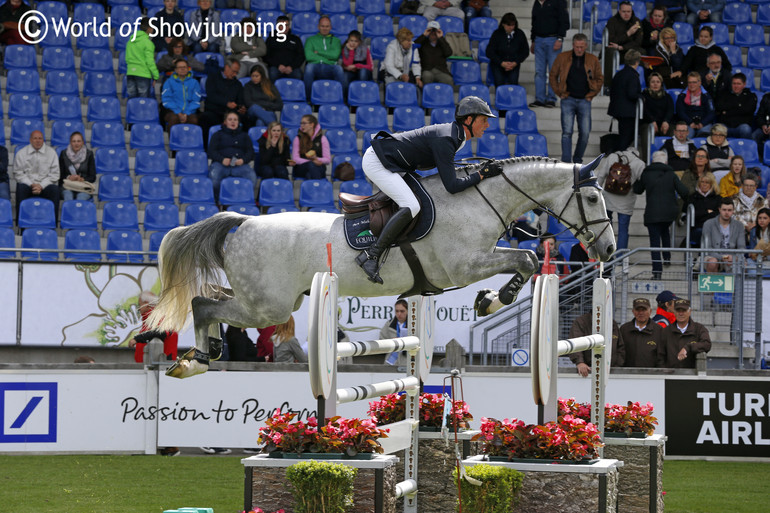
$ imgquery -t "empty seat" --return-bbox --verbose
[286,0,315,12]
[430,107,454,124]
[48,95,82,122]
[747,47,770,70]
[451,61,482,85]
[762,69,770,92]
[219,8,249,24]
[458,84,491,105]
[8,94,43,120]
[281,103,313,129]
[126,98,160,125]
[495,85,528,111]
[77,31,111,51]
[370,36,394,61]
[385,82,419,107]
[99,175,134,202]
[356,0,385,15]
[266,205,300,214]
[258,178,295,208]
[299,179,335,209]
[582,0,612,23]
[138,176,174,204]
[106,230,144,263]
[434,16,462,34]
[91,122,126,149]
[318,104,351,129]
[672,22,694,45]
[392,106,425,132]
[477,132,510,159]
[326,128,358,155]
[41,47,76,72]
[111,4,143,27]
[227,204,260,216]
[422,83,454,110]
[468,17,496,41]
[477,40,490,64]
[95,148,130,175]
[10,119,45,146]
[135,149,170,176]
[37,0,68,20]
[64,229,102,262]
[6,69,40,95]
[87,97,122,123]
[102,202,140,231]
[758,3,770,26]
[178,177,216,204]
[505,109,539,134]
[362,14,393,38]
[355,105,389,132]
[731,139,760,165]
[18,199,57,230]
[4,44,37,71]
[174,149,209,177]
[275,78,307,103]
[347,81,381,107]
[734,24,765,47]
[398,15,428,37]
[255,9,282,25]
[339,179,373,197]
[330,13,357,38]
[292,12,321,36]
[39,28,70,48]
[321,0,350,14]
[169,124,204,151]
[144,202,180,232]
[148,230,167,261]
[723,2,752,25]
[184,203,219,224]
[311,80,345,106]
[722,45,743,68]
[0,199,12,228]
[60,200,98,230]
[514,134,549,157]
[251,0,280,9]
[219,177,256,206]
[79,49,114,73]
[21,228,59,261]
[130,123,166,150]
[83,72,118,98]
[73,2,106,24]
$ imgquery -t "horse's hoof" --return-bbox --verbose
[474,289,495,317]
[166,359,209,379]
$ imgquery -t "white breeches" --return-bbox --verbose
[362,147,421,217]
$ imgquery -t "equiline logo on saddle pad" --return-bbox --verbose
[343,173,436,250]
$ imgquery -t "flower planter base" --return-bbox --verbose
[603,434,666,513]
[242,454,399,513]
[464,455,622,513]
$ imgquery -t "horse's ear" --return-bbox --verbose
[577,154,604,187]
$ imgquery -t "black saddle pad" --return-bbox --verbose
[343,173,435,250]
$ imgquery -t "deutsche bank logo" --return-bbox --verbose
[0,382,57,443]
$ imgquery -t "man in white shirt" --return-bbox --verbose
[13,130,60,221]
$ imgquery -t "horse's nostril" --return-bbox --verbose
[606,244,615,256]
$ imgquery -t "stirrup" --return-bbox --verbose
[356,250,384,284]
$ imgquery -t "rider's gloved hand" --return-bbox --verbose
[479,161,503,180]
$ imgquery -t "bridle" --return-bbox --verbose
[459,157,613,253]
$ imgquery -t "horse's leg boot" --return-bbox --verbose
[356,207,413,284]
[209,337,223,361]
[499,271,526,305]
[165,348,210,378]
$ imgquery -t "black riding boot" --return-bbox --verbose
[355,207,413,284]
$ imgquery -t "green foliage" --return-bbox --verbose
[453,464,523,513]
[285,460,357,513]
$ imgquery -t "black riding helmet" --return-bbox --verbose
[455,96,496,134]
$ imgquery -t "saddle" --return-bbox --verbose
[339,190,399,237]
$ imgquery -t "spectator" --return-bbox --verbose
[534,233,569,275]
[151,0,185,52]
[643,72,675,136]
[0,146,8,201]
[272,316,307,363]
[680,147,712,195]
[608,49,643,153]
[620,298,664,368]
[463,0,492,30]
[225,325,276,362]
[382,299,409,365]
[732,174,767,236]
[59,132,96,202]
[415,22,453,86]
[702,197,745,272]
[380,28,423,88]
[688,171,721,246]
[157,38,204,78]
[595,148,645,251]
[200,57,246,146]
[160,58,202,130]
[529,0,569,108]
[291,115,330,180]
[605,0,644,80]
[243,64,282,127]
[230,17,267,79]
[718,155,745,198]
[682,26,731,78]
[0,0,32,45]
[642,5,671,55]
[753,91,770,162]
[125,18,160,99]
[659,298,711,369]
[657,0,687,23]
[208,111,257,203]
[419,0,464,21]
[568,311,625,377]
[747,207,770,260]
[485,13,529,88]
[633,151,689,279]
[303,15,344,99]
[661,120,698,171]
[265,16,304,82]
[701,123,733,172]
[341,30,374,87]
[187,0,221,54]
[128,291,178,363]
[14,131,60,222]
[549,33,603,164]
[676,72,715,138]
[701,53,731,107]
[651,27,685,89]
[258,121,292,180]
[686,0,725,25]
[652,290,677,327]
[716,73,757,140]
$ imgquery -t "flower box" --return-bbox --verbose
[603,431,648,439]
[487,455,600,465]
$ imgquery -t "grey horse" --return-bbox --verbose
[149,155,615,378]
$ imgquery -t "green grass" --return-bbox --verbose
[0,455,767,512]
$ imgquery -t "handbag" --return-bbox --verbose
[62,180,97,194]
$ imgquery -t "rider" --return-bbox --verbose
[356,96,503,284]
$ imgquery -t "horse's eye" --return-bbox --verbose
[587,194,598,204]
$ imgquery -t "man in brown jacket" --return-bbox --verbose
[620,298,664,367]
[549,33,603,164]
[568,311,625,377]
[659,298,711,368]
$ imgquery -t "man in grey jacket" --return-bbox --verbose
[701,197,745,272]
[13,130,60,222]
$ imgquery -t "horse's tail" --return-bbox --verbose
[148,212,248,332]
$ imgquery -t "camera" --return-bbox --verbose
[691,116,701,125]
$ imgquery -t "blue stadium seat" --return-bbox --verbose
[292,12,321,36]
[83,72,118,98]
[355,105,389,131]
[179,177,216,205]
[495,85,528,111]
[48,96,82,123]
[208,125,222,144]
[392,106,425,132]
[251,0,280,10]
[747,47,770,70]
[37,1,68,21]
[95,148,130,175]
[174,150,209,177]
[311,80,345,106]
[582,0,612,23]
[87,96,122,123]
[44,71,79,97]
[701,23,729,46]
[39,29,70,48]
[6,69,40,95]
[505,109,539,134]
[41,47,76,72]
[362,14,393,38]
[258,178,295,208]
[451,61,482,85]
[326,128,358,154]
[220,8,249,24]
[248,126,266,153]
[64,229,102,262]
[219,177,256,206]
[111,5,142,27]
[227,205,260,216]
[722,2,752,26]
[430,107,454,124]
[759,165,770,196]
[280,103,313,129]
[385,82,419,107]
[758,4,770,26]
[143,203,180,232]
[458,84,491,105]
[168,124,204,151]
[102,202,140,231]
[285,0,316,13]
[73,3,106,25]
[21,228,59,261]
[4,45,37,71]
[99,175,134,202]
[468,17,496,42]
[118,50,127,75]
[18,199,56,230]
[347,81,380,107]
[138,176,174,204]
[592,20,608,45]
[0,199,12,228]
[266,206,300,214]
[356,0,385,15]
[185,203,219,224]
[106,230,144,263]
[275,78,307,103]
[486,110,501,133]
[650,135,667,154]
[308,206,340,213]
[722,45,743,68]
[135,149,170,176]
[299,179,335,209]
[630,0,646,21]
[339,179,373,198]
[734,24,765,47]
[321,0,350,14]
[514,134,549,157]
[148,230,167,261]
[360,130,377,153]
[318,104,351,129]
[330,13,357,38]
[126,98,160,124]
[477,132,510,159]
[255,10,282,26]
[77,32,111,51]
[672,22,694,45]
[60,200,98,230]
[10,119,45,146]
[477,40,490,65]
[731,139,760,166]
[436,15,463,34]
[370,36,394,61]
[332,154,364,180]
[398,15,427,37]
[130,123,165,150]
[79,49,114,73]
[518,239,538,251]
[422,83,454,110]
[91,122,125,149]
[8,94,43,120]
[763,70,770,92]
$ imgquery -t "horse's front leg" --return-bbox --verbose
[466,248,539,317]
[165,296,222,378]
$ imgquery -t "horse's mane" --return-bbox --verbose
[454,155,565,174]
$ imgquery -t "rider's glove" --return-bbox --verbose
[479,161,503,180]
